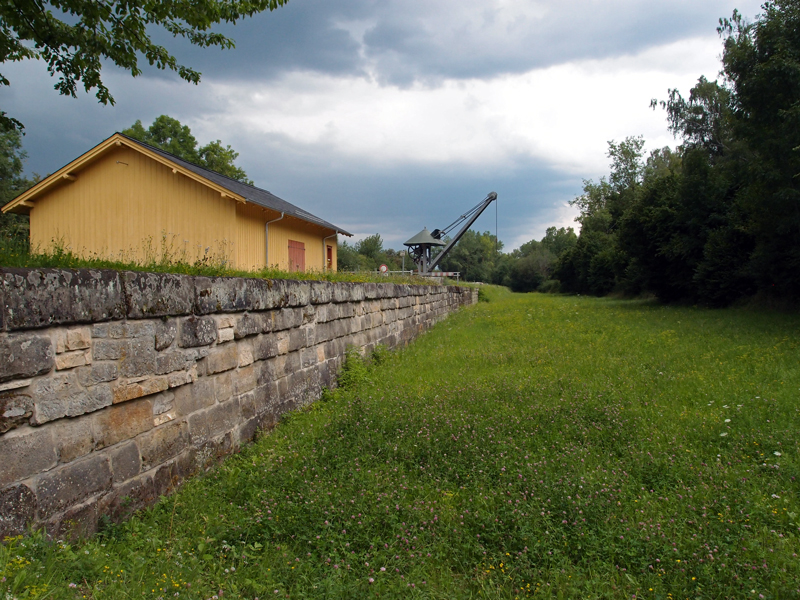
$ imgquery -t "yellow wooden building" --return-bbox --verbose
[2,133,351,272]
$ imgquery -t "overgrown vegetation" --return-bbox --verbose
[3,290,799,598]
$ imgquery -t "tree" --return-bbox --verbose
[123,116,252,184]
[438,230,502,282]
[0,126,36,246]
[0,0,288,131]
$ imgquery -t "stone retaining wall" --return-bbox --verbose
[0,269,477,538]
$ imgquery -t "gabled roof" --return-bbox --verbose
[404,227,446,246]
[3,132,352,236]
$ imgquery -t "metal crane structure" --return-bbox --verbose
[404,192,497,275]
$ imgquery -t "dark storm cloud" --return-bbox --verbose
[161,0,759,86]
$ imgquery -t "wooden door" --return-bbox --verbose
[288,239,305,272]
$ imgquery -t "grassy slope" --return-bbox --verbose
[3,289,800,599]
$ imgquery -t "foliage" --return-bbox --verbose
[123,116,252,183]
[438,229,502,282]
[337,234,409,273]
[555,1,800,305]
[0,125,37,248]
[0,0,288,131]
[4,293,800,598]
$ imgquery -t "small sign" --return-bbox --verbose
[379,264,388,273]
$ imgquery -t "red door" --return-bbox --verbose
[288,240,305,272]
[327,245,333,270]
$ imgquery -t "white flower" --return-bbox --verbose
[725,419,731,423]
[720,432,728,437]
[774,452,782,457]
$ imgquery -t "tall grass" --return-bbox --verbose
[3,289,799,598]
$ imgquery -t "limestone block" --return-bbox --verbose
[0,389,33,433]
[218,327,235,344]
[253,334,278,361]
[173,378,215,416]
[118,337,157,378]
[301,305,316,325]
[332,283,352,303]
[234,313,269,339]
[256,357,280,385]
[138,421,189,471]
[216,315,236,329]
[0,426,57,487]
[92,339,124,361]
[179,316,217,348]
[103,474,155,523]
[288,328,307,353]
[47,496,100,540]
[93,397,153,449]
[31,372,96,424]
[167,368,196,389]
[275,331,290,355]
[112,376,168,404]
[154,411,176,427]
[283,351,301,377]
[314,321,331,345]
[188,399,241,446]
[1,268,124,330]
[232,365,256,396]
[213,372,233,404]
[363,282,379,299]
[0,334,54,383]
[123,271,194,318]
[301,347,318,369]
[206,344,238,375]
[52,414,95,463]
[0,483,36,538]
[76,363,118,387]
[195,276,278,314]
[109,441,141,484]
[237,340,254,367]
[154,319,177,351]
[35,453,112,519]
[155,351,194,376]
[55,349,92,370]
[273,308,301,332]
[310,281,333,304]
[152,391,175,416]
[283,280,310,307]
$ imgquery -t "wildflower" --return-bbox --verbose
[720,432,728,437]
[724,419,731,423]
[774,452,782,457]
[368,578,374,584]
[69,583,77,588]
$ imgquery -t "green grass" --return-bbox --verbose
[3,289,800,599]
[0,237,435,285]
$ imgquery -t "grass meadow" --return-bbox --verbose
[3,287,800,599]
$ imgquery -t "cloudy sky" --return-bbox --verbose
[2,0,764,250]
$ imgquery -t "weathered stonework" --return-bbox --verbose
[0,268,477,537]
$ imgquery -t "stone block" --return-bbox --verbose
[55,349,92,370]
[310,281,333,304]
[273,308,301,332]
[257,357,280,385]
[253,334,278,360]
[213,372,233,404]
[31,372,90,424]
[94,397,153,449]
[154,411,176,427]
[75,362,118,387]
[234,313,269,339]
[216,315,236,329]
[206,344,238,374]
[288,328,307,352]
[217,327,234,343]
[47,497,99,541]
[0,483,36,538]
[118,337,156,378]
[283,351,301,377]
[188,399,240,446]
[237,340,254,367]
[0,334,54,383]
[36,453,112,519]
[0,426,56,487]
[52,415,95,463]
[103,474,155,523]
[179,316,217,348]
[155,351,194,376]
[154,319,177,351]
[123,271,194,318]
[152,391,174,415]
[138,421,189,471]
[173,378,215,416]
[195,276,279,313]
[92,339,123,361]
[65,327,92,351]
[112,376,168,404]
[167,368,196,389]
[282,280,311,307]
[109,441,141,484]
[301,347,318,369]
[232,365,256,396]
[363,282,379,299]
[1,268,124,330]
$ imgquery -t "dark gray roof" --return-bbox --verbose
[119,133,352,236]
[404,227,446,246]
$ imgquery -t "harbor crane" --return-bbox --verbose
[404,192,497,275]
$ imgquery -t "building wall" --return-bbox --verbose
[0,268,477,538]
[267,217,338,272]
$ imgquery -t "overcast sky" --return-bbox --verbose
[2,0,764,250]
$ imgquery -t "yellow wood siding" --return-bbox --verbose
[235,203,269,271]
[30,146,239,265]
